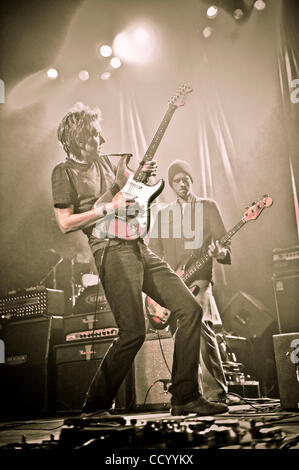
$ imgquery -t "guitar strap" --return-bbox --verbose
[189,198,207,262]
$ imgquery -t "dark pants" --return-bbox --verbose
[200,320,227,400]
[82,239,202,412]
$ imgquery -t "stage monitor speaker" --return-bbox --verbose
[55,338,133,413]
[0,317,63,419]
[273,333,299,410]
[272,274,299,334]
[221,291,274,339]
[134,332,173,411]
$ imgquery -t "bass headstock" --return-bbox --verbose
[243,195,273,222]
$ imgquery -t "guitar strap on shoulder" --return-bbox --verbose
[191,198,206,257]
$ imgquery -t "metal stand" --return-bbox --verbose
[39,257,64,289]
[43,316,52,413]
[70,257,76,311]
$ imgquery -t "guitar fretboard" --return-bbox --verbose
[182,218,246,285]
[134,104,177,183]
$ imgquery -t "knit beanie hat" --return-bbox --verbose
[167,160,193,187]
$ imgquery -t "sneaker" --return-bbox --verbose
[171,397,229,416]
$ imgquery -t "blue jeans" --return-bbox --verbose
[82,239,202,412]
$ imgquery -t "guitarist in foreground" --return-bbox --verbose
[148,159,232,403]
[51,101,228,417]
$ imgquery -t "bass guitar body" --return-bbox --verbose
[146,269,192,330]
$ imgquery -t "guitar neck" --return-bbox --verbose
[182,218,246,285]
[134,104,177,183]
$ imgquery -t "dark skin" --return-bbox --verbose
[55,120,157,233]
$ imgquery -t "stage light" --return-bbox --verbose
[113,22,159,64]
[254,0,266,10]
[47,68,58,79]
[133,26,150,44]
[113,33,130,60]
[110,57,122,69]
[202,26,213,38]
[207,6,218,19]
[100,44,113,57]
[201,0,255,22]
[78,70,89,81]
[101,72,111,80]
[233,8,244,20]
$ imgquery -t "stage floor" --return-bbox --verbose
[0,400,298,451]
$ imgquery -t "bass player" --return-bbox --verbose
[148,159,231,403]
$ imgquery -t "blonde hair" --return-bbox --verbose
[57,102,102,157]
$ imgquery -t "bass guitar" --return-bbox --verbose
[145,195,273,330]
[94,84,193,240]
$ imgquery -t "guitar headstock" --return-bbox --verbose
[168,83,193,108]
[243,195,273,222]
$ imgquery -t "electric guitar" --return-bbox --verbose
[145,195,273,330]
[94,84,193,240]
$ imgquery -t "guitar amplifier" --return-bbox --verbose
[134,332,173,411]
[0,317,64,419]
[63,312,117,342]
[272,245,299,276]
[54,338,133,413]
[272,274,299,333]
[0,286,65,321]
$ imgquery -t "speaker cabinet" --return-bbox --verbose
[55,338,132,413]
[221,292,278,396]
[222,291,274,339]
[0,317,63,419]
[273,274,299,333]
[273,333,299,410]
[134,332,173,411]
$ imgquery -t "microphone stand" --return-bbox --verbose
[70,256,77,311]
[39,257,64,289]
